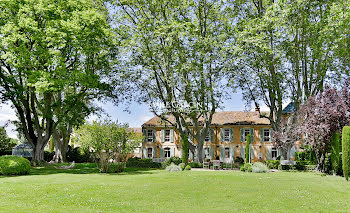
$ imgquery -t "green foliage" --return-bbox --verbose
[165,163,181,172]
[295,161,313,171]
[331,132,341,174]
[264,160,280,169]
[342,126,350,181]
[179,163,185,170]
[188,162,203,168]
[295,146,317,164]
[0,127,17,155]
[66,147,91,163]
[241,163,252,172]
[44,151,55,162]
[108,163,125,173]
[0,0,117,162]
[126,157,161,168]
[278,165,296,171]
[49,138,54,153]
[75,120,143,173]
[252,162,269,173]
[0,155,31,175]
[235,156,244,164]
[185,165,191,171]
[161,157,182,168]
[245,134,251,163]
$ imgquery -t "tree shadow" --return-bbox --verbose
[0,163,160,178]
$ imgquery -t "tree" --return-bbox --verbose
[115,0,232,162]
[298,83,350,171]
[0,0,116,162]
[181,134,189,165]
[245,134,251,163]
[330,132,340,175]
[0,127,17,155]
[343,126,350,181]
[74,120,142,173]
[231,0,346,160]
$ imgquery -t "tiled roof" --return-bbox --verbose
[142,111,270,127]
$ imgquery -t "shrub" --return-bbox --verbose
[161,157,182,168]
[252,162,269,173]
[0,155,31,175]
[44,151,55,162]
[331,131,341,175]
[165,163,181,172]
[278,164,296,171]
[185,165,191,170]
[188,162,202,168]
[126,157,161,168]
[342,126,350,181]
[179,163,185,170]
[235,156,244,164]
[295,145,317,164]
[264,160,280,169]
[241,163,252,172]
[66,147,91,163]
[305,165,317,171]
[108,162,125,173]
[295,161,312,171]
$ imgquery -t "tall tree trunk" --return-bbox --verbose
[52,126,72,163]
[32,138,47,162]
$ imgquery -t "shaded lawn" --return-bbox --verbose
[0,164,350,212]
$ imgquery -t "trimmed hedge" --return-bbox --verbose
[264,160,280,169]
[0,155,31,175]
[342,126,350,181]
[188,162,202,168]
[126,157,161,168]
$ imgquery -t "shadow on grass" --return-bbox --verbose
[0,163,161,178]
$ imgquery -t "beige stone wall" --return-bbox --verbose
[142,125,301,162]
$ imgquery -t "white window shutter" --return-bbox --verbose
[250,128,254,142]
[260,128,264,142]
[220,128,224,142]
[152,130,156,142]
[240,128,244,142]
[229,128,234,142]
[161,130,165,143]
[170,129,174,143]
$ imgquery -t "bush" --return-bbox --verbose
[161,157,182,168]
[126,157,161,168]
[252,162,269,173]
[305,165,317,171]
[188,162,202,168]
[278,164,296,171]
[165,163,182,172]
[44,151,55,162]
[108,162,125,173]
[235,157,244,164]
[342,126,350,181]
[331,131,341,175]
[66,147,92,163]
[0,155,31,175]
[295,161,312,171]
[295,145,317,164]
[179,163,185,170]
[240,163,252,172]
[185,165,191,170]
[264,160,280,169]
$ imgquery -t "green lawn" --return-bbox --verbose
[1,164,350,212]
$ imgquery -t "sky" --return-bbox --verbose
[0,91,286,139]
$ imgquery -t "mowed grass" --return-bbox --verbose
[0,164,350,212]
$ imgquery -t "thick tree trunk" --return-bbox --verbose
[52,127,71,163]
[31,138,49,163]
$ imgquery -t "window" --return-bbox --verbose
[165,130,170,142]
[147,148,153,158]
[147,130,153,142]
[224,129,230,142]
[272,147,277,159]
[243,129,251,141]
[204,148,210,159]
[224,148,230,158]
[164,148,171,158]
[263,129,271,142]
[205,133,210,142]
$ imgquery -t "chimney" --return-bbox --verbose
[255,106,260,115]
